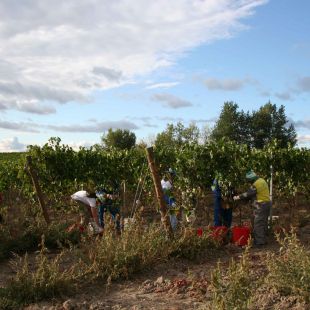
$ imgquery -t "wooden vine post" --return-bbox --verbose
[25,155,50,225]
[146,146,173,237]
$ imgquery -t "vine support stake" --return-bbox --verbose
[25,155,50,225]
[268,164,273,230]
[145,146,173,237]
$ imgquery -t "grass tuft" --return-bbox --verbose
[266,231,310,303]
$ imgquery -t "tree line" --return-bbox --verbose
[100,102,297,150]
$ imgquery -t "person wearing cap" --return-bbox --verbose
[161,168,178,230]
[71,190,103,234]
[233,170,271,246]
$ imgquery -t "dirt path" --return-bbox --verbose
[18,243,278,310]
[2,229,309,310]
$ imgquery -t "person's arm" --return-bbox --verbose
[233,187,257,201]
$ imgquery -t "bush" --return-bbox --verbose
[83,221,170,281]
[0,222,81,261]
[266,232,310,303]
[0,243,77,309]
[78,221,216,282]
[208,247,257,310]
[170,227,216,260]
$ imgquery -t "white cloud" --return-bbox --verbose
[152,93,193,109]
[0,137,26,152]
[146,82,179,89]
[0,120,40,132]
[275,91,293,101]
[297,135,310,145]
[47,120,139,132]
[203,77,254,91]
[297,76,310,92]
[293,119,310,130]
[0,0,268,112]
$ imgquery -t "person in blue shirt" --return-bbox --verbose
[211,179,232,227]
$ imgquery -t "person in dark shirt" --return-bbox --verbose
[211,179,232,228]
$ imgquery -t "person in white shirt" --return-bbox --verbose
[71,190,103,234]
[161,168,178,230]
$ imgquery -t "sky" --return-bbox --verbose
[0,0,309,152]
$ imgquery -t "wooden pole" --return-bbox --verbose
[25,155,50,225]
[269,164,273,230]
[145,147,173,236]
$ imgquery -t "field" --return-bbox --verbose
[0,141,309,309]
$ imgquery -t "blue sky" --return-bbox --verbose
[0,0,309,151]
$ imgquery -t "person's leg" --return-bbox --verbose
[222,207,233,228]
[109,206,121,230]
[90,206,100,226]
[75,200,92,225]
[214,197,222,226]
[263,202,271,238]
[98,205,105,228]
[169,214,177,230]
[253,202,269,245]
[169,197,178,230]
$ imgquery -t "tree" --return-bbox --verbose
[250,102,297,148]
[211,102,297,148]
[210,102,251,144]
[155,122,200,148]
[101,129,136,150]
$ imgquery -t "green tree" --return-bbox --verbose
[211,102,251,144]
[101,129,136,150]
[211,102,296,148]
[251,102,297,148]
[155,122,200,148]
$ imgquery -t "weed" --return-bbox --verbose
[208,246,257,310]
[266,232,310,302]
[0,221,81,261]
[83,220,170,281]
[0,239,77,309]
[170,227,216,260]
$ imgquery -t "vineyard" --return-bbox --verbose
[0,138,309,309]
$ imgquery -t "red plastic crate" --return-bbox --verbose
[232,226,251,246]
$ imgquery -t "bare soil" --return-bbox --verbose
[1,234,308,310]
[1,198,309,310]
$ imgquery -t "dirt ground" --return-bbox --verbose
[0,231,308,310]
[1,197,309,310]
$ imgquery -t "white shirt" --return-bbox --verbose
[71,190,96,208]
[161,179,172,190]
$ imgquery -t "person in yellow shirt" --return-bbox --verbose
[233,170,271,246]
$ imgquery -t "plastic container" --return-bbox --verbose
[197,227,203,236]
[232,226,251,246]
[211,226,228,241]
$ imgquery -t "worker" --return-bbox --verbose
[161,168,178,230]
[233,170,271,246]
[211,179,232,228]
[96,187,121,232]
[71,190,103,234]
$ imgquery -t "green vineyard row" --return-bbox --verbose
[0,138,309,204]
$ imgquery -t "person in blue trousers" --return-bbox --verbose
[211,179,232,227]
[96,187,121,231]
[161,168,178,230]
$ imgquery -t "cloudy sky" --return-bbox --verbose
[0,0,309,151]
